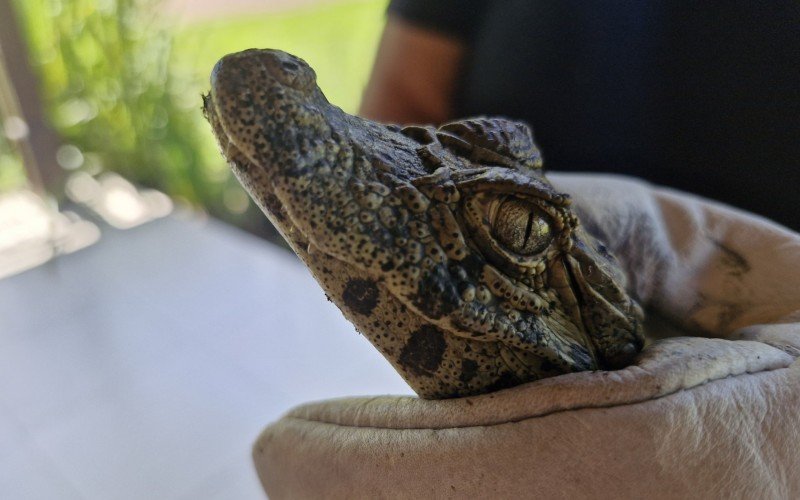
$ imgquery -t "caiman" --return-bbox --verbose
[203,49,645,399]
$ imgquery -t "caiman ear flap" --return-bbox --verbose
[436,117,543,170]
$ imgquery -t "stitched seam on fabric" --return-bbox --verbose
[284,365,792,431]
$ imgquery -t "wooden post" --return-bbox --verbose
[0,0,64,195]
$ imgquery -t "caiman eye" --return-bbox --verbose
[490,198,553,255]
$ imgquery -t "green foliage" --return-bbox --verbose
[173,0,388,116]
[0,135,26,191]
[14,0,218,206]
[173,0,388,216]
[10,0,387,217]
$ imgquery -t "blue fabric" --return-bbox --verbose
[388,0,487,39]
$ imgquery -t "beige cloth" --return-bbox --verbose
[254,174,800,499]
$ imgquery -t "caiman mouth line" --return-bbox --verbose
[205,92,308,247]
[203,92,250,167]
[562,256,599,363]
[565,253,640,368]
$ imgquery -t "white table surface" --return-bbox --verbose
[0,213,412,499]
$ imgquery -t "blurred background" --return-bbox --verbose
[0,1,414,499]
[1,0,388,243]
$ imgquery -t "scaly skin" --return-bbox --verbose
[203,49,645,398]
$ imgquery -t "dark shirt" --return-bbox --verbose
[388,0,800,230]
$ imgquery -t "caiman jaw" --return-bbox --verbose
[547,257,598,359]
[205,48,646,398]
[561,248,643,368]
[203,94,245,173]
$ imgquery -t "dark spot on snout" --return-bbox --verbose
[596,243,612,259]
[260,191,286,222]
[398,325,446,377]
[459,359,479,383]
[342,279,380,316]
[484,371,522,393]
[412,264,459,319]
[539,359,557,373]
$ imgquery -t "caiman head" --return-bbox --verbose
[204,49,645,398]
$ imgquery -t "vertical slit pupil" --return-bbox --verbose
[522,211,535,249]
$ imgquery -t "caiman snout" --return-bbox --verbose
[207,48,333,180]
[211,49,317,95]
[564,235,645,368]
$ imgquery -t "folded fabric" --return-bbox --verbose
[253,174,800,499]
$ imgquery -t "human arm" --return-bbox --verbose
[359,15,465,125]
